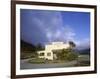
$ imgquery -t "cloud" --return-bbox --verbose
[75,38,90,50]
[21,9,90,49]
[32,10,76,42]
[46,26,76,42]
[21,9,76,45]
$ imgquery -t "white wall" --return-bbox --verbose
[0,0,100,79]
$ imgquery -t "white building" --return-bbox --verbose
[37,42,70,60]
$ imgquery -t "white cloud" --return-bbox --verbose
[21,9,89,49]
[31,10,76,43]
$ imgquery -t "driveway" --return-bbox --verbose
[20,59,77,69]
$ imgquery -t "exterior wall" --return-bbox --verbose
[45,42,69,51]
[45,51,53,60]
[37,51,45,59]
[37,50,53,60]
[37,42,70,60]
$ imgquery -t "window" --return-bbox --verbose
[47,52,51,56]
[39,53,44,56]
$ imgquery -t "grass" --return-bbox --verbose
[28,58,46,64]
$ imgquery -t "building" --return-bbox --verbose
[37,42,70,60]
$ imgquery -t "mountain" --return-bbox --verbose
[75,48,90,55]
[21,40,45,52]
[21,40,35,52]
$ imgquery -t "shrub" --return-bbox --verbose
[56,49,78,61]
[28,58,45,64]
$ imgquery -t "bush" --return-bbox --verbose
[28,58,45,64]
[56,49,78,61]
[21,52,38,59]
[66,52,78,61]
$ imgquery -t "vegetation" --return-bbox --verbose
[21,40,44,59]
[56,49,78,61]
[69,41,76,49]
[21,52,38,59]
[21,40,44,52]
[20,40,90,67]
[28,58,46,64]
[55,41,78,61]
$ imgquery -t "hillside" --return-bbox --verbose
[21,40,45,59]
[76,48,90,55]
[21,40,45,52]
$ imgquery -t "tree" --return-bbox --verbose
[66,52,78,61]
[35,43,45,51]
[56,49,78,61]
[69,41,76,49]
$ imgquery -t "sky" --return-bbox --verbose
[20,9,90,49]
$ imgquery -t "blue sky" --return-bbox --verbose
[20,9,90,49]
